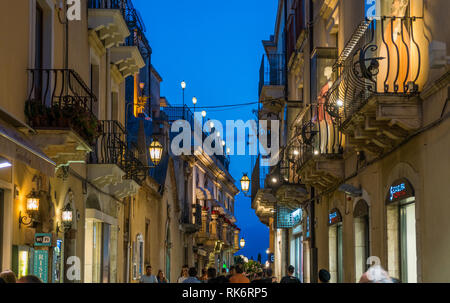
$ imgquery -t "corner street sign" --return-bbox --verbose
[35,233,52,247]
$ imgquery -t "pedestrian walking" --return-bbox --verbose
[318,269,330,283]
[359,265,393,283]
[140,265,158,283]
[157,270,168,283]
[178,265,189,283]
[199,268,208,282]
[229,264,250,283]
[226,265,235,281]
[280,265,301,283]
[182,267,201,283]
[206,267,221,283]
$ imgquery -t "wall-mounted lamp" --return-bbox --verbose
[240,238,246,249]
[19,189,40,229]
[56,203,74,235]
[338,184,362,197]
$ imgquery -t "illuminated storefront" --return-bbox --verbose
[386,178,417,283]
[328,209,343,283]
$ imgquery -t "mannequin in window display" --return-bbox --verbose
[313,66,336,154]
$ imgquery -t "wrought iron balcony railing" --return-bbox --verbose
[325,17,424,124]
[259,54,286,96]
[181,203,202,228]
[297,103,343,168]
[88,0,152,58]
[25,68,98,144]
[162,105,230,170]
[250,155,272,200]
[89,120,147,184]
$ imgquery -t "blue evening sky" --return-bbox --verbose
[133,0,277,263]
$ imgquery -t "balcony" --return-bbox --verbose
[250,155,276,226]
[162,105,231,170]
[180,204,202,234]
[87,120,144,198]
[259,53,286,107]
[296,104,344,190]
[110,45,145,80]
[325,17,425,155]
[24,69,98,167]
[88,1,130,51]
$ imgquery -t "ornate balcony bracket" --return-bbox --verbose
[109,179,140,199]
[342,94,421,156]
[88,9,130,51]
[25,129,92,168]
[298,155,344,191]
[275,184,308,209]
[110,46,145,79]
[87,164,126,188]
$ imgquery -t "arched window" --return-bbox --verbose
[328,208,343,283]
[386,178,417,283]
[353,200,370,282]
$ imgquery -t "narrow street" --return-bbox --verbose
[0,0,450,289]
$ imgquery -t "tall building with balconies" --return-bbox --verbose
[254,0,450,283]
[161,105,241,276]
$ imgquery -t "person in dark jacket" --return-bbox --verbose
[319,269,331,283]
[280,265,301,283]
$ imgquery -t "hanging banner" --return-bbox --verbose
[33,250,49,283]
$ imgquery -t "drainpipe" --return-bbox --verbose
[126,196,132,282]
[106,49,111,120]
[310,186,318,283]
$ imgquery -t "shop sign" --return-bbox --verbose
[35,233,52,247]
[386,178,414,204]
[268,253,274,263]
[33,250,49,283]
[328,209,342,226]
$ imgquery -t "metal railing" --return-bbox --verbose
[181,204,202,227]
[162,105,230,170]
[297,103,343,168]
[259,53,286,96]
[325,17,423,124]
[25,68,98,143]
[89,120,147,184]
[251,155,272,200]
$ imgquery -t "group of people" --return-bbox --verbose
[1,263,396,284]
[0,270,42,283]
[139,264,303,284]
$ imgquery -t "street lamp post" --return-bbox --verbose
[201,110,206,128]
[181,80,186,106]
[192,96,197,113]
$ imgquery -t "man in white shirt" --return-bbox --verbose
[140,265,158,283]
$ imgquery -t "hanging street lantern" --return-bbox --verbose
[240,237,246,249]
[240,173,250,194]
[149,139,163,166]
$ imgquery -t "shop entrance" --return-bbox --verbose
[386,178,417,283]
[328,208,343,283]
[353,200,370,282]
